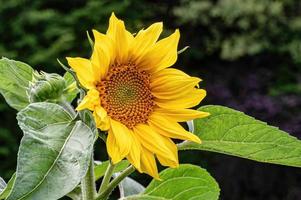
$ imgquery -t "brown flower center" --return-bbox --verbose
[97,64,155,128]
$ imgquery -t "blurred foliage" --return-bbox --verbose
[0,0,160,71]
[174,0,301,63]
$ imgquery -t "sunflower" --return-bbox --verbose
[66,13,209,179]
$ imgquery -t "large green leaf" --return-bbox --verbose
[7,102,94,200]
[0,58,33,110]
[121,164,219,200]
[0,174,15,199]
[179,105,301,167]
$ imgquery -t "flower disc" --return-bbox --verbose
[97,64,155,128]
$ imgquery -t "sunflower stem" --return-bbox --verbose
[96,165,135,200]
[98,160,116,194]
[81,154,97,200]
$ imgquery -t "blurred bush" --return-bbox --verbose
[0,0,159,71]
[174,0,301,64]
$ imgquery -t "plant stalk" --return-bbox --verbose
[96,165,135,200]
[98,161,115,194]
[81,155,97,200]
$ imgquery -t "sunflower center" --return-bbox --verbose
[97,64,155,128]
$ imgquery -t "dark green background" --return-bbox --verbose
[0,0,301,199]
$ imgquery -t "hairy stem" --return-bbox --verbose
[98,161,115,194]
[96,165,135,200]
[81,155,97,200]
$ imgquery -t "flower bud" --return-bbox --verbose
[28,71,66,103]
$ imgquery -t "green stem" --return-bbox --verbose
[96,165,135,200]
[98,161,115,194]
[81,155,97,200]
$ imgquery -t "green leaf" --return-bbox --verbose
[0,174,15,199]
[121,164,219,200]
[119,177,145,197]
[0,58,33,110]
[66,186,82,200]
[179,105,301,167]
[63,72,79,102]
[94,160,130,181]
[16,101,73,130]
[7,102,94,200]
[0,177,6,193]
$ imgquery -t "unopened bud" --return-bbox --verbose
[28,71,66,103]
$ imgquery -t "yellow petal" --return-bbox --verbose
[106,13,133,64]
[93,106,110,131]
[155,89,206,109]
[154,107,210,122]
[151,68,191,84]
[150,68,201,99]
[129,22,163,63]
[137,29,180,73]
[140,147,160,179]
[133,124,177,163]
[156,137,179,168]
[151,67,190,79]
[76,89,100,111]
[92,30,114,79]
[109,119,132,164]
[151,68,200,90]
[66,57,95,89]
[151,79,201,100]
[148,112,201,143]
[107,130,124,164]
[126,130,142,172]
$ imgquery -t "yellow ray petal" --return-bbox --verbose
[156,137,179,168]
[109,119,132,164]
[129,22,163,63]
[126,130,142,172]
[133,124,177,163]
[150,68,200,91]
[150,68,201,99]
[107,130,124,164]
[92,30,114,79]
[155,89,206,109]
[148,113,201,143]
[140,147,160,179]
[154,107,210,122]
[137,29,180,73]
[76,89,100,111]
[151,67,190,79]
[66,57,95,89]
[151,78,201,100]
[93,106,110,131]
[106,13,133,64]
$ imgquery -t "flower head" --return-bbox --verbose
[67,13,208,179]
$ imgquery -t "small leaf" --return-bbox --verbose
[94,160,130,181]
[66,186,82,200]
[119,177,145,197]
[0,174,15,199]
[179,105,301,167]
[0,58,33,110]
[7,102,94,200]
[0,177,6,193]
[121,164,219,200]
[63,72,79,102]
